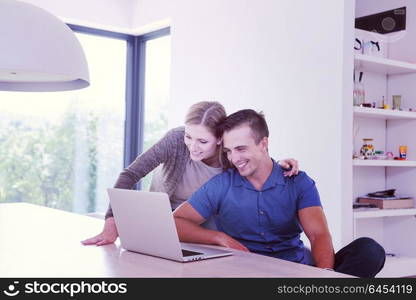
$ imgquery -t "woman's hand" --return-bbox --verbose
[81,217,118,246]
[278,158,299,177]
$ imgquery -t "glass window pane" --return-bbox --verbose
[141,35,171,190]
[0,32,126,214]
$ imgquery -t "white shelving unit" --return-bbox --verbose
[354,53,416,75]
[353,30,416,277]
[353,159,416,167]
[353,106,416,120]
[354,208,416,219]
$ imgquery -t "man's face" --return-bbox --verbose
[222,124,268,178]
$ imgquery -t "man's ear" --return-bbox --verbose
[260,137,269,152]
[217,137,223,145]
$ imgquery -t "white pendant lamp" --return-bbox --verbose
[0,0,90,91]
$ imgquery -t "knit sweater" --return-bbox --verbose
[105,126,228,219]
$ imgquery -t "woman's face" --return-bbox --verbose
[184,124,221,161]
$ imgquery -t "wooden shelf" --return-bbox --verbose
[354,208,416,219]
[353,159,416,167]
[354,106,416,120]
[354,54,416,75]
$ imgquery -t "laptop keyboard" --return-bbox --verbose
[181,249,203,257]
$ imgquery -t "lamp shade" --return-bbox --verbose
[0,0,89,91]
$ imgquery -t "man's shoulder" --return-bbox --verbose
[188,169,231,205]
[271,161,311,186]
[277,163,313,183]
[287,170,316,190]
[292,170,310,180]
[211,168,234,181]
[201,168,234,190]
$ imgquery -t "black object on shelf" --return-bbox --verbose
[355,7,406,34]
[367,189,396,198]
[353,203,378,209]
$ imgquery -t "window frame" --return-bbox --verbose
[67,24,170,177]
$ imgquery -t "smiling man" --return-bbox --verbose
[173,109,385,277]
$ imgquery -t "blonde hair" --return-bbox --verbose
[185,101,226,138]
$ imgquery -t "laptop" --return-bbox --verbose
[107,188,233,262]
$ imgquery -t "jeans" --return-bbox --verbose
[333,237,386,277]
[303,237,385,277]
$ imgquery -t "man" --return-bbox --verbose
[173,109,385,277]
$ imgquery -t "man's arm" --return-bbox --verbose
[173,202,249,251]
[298,206,334,269]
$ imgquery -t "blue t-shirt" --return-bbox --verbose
[187,159,321,264]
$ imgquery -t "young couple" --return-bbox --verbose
[83,101,385,277]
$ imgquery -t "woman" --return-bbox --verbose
[82,101,298,246]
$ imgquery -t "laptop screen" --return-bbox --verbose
[181,249,203,257]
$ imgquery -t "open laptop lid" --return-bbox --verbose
[107,188,184,261]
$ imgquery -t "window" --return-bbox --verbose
[0,32,126,214]
[140,34,171,190]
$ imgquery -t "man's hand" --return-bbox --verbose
[214,232,250,252]
[81,217,118,246]
[278,158,299,177]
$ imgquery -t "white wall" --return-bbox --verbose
[21,0,137,29]
[133,0,173,28]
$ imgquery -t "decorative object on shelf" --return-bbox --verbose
[374,150,387,160]
[392,95,402,110]
[367,189,396,198]
[0,0,90,91]
[353,71,365,106]
[353,124,360,159]
[354,38,363,54]
[379,96,385,109]
[355,7,406,34]
[353,203,377,209]
[357,189,414,209]
[386,151,394,160]
[363,40,383,57]
[353,71,359,106]
[360,138,375,159]
[354,29,387,58]
[399,145,408,159]
[357,197,414,209]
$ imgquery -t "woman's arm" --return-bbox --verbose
[82,128,185,246]
[105,128,184,218]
